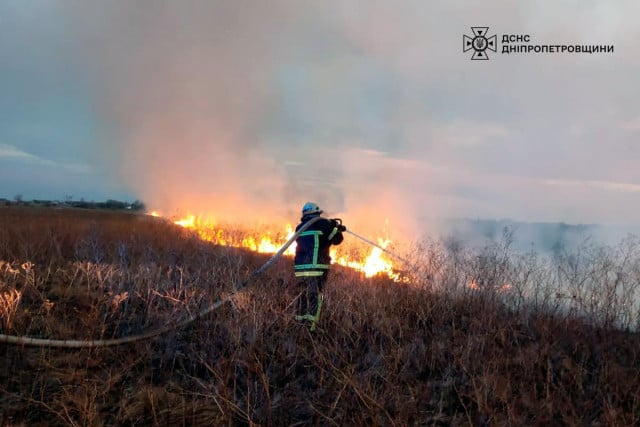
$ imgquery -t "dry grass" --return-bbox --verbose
[1,206,639,426]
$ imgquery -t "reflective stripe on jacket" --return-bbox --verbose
[294,215,343,277]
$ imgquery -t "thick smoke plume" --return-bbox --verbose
[49,1,640,238]
[58,1,413,235]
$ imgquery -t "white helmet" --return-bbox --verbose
[301,201,322,216]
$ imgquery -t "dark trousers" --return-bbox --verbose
[296,274,328,328]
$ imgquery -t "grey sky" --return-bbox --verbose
[1,1,639,233]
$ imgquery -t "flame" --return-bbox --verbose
[153,211,400,281]
[468,280,512,292]
[174,214,196,228]
[331,238,399,281]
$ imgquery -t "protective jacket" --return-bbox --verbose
[294,214,344,278]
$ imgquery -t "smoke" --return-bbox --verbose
[45,0,427,237]
[28,0,640,238]
[43,2,386,232]
[69,1,297,219]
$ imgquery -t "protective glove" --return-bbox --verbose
[331,219,347,232]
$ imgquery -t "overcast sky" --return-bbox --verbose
[1,1,639,233]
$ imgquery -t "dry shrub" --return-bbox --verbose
[0,287,22,329]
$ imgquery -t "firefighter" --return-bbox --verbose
[294,202,346,331]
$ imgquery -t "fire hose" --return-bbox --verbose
[0,217,413,348]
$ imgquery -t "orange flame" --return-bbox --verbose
[331,238,399,281]
[150,211,401,281]
[468,280,512,292]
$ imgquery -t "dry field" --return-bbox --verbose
[1,206,639,426]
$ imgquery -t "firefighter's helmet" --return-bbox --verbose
[301,202,322,216]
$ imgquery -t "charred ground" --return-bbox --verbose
[0,207,639,425]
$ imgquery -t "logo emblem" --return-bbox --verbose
[463,27,497,60]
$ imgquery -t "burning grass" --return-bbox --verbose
[1,206,640,425]
[159,211,403,281]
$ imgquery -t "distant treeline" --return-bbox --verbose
[0,197,145,211]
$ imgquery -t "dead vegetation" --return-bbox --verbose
[1,206,639,426]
